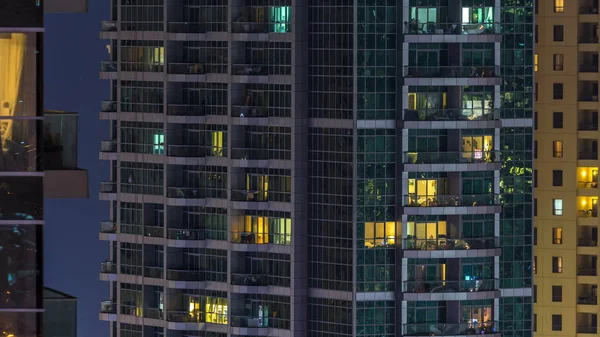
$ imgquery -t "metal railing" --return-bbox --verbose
[230,315,271,328]
[167,22,206,33]
[167,145,225,157]
[168,62,206,75]
[101,100,117,112]
[579,152,599,160]
[404,22,500,35]
[231,148,271,160]
[167,310,202,322]
[578,209,598,218]
[404,65,500,78]
[580,6,600,14]
[231,273,268,286]
[166,269,204,281]
[166,187,205,199]
[403,194,500,207]
[579,64,599,72]
[100,300,116,314]
[120,62,164,73]
[100,261,116,274]
[231,189,291,203]
[144,266,164,279]
[403,237,498,250]
[167,104,205,116]
[144,226,164,238]
[232,21,269,33]
[144,308,164,320]
[100,181,116,193]
[101,21,118,31]
[404,322,498,336]
[167,228,205,240]
[120,223,142,235]
[232,64,268,76]
[100,221,117,233]
[404,151,500,164]
[100,140,116,153]
[578,122,599,131]
[403,108,499,121]
[101,61,117,72]
[231,105,269,118]
[403,279,499,293]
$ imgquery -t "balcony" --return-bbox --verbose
[167,228,205,240]
[167,187,205,199]
[167,63,210,75]
[167,22,206,33]
[144,308,163,320]
[404,22,500,35]
[578,284,598,305]
[231,148,273,160]
[100,181,116,193]
[101,100,117,113]
[403,237,498,250]
[166,269,204,281]
[144,266,164,279]
[231,273,268,286]
[404,279,499,293]
[579,139,599,160]
[404,322,498,336]
[579,23,599,43]
[100,300,116,314]
[578,326,598,334]
[403,109,499,122]
[144,226,164,238]
[167,104,205,117]
[578,110,599,131]
[404,151,500,165]
[231,189,291,203]
[232,64,268,76]
[231,105,268,118]
[100,140,116,153]
[232,7,292,34]
[230,315,270,328]
[100,221,117,233]
[101,61,117,72]
[404,66,499,78]
[101,21,117,31]
[578,268,598,276]
[167,145,214,158]
[403,194,499,207]
[580,0,599,14]
[167,310,202,323]
[100,261,116,274]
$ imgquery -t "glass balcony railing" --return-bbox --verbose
[404,194,500,207]
[404,22,500,35]
[578,268,598,276]
[100,261,116,274]
[168,63,208,75]
[578,238,598,247]
[144,266,164,279]
[403,108,499,121]
[144,226,164,237]
[232,21,269,33]
[166,269,204,281]
[100,300,116,314]
[231,105,268,118]
[167,104,206,116]
[404,151,500,164]
[101,61,117,72]
[101,100,117,112]
[232,64,268,76]
[167,228,205,240]
[403,279,499,293]
[578,209,598,218]
[144,308,164,320]
[100,181,116,193]
[578,122,599,131]
[167,187,205,199]
[101,21,118,31]
[231,148,271,160]
[231,273,268,286]
[404,66,500,78]
[403,237,498,250]
[231,190,291,203]
[100,140,116,153]
[167,310,202,323]
[100,221,117,233]
[578,326,598,334]
[168,22,206,33]
[167,145,225,157]
[404,322,498,336]
[578,295,598,305]
[230,315,271,328]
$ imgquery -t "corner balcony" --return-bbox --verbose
[403,237,500,258]
[403,65,501,86]
[403,151,501,172]
[100,21,117,32]
[100,300,116,314]
[403,109,500,130]
[100,61,117,80]
[404,322,499,337]
[100,261,116,274]
[402,279,500,301]
[403,194,501,215]
[99,181,116,200]
[100,221,117,234]
[100,100,117,120]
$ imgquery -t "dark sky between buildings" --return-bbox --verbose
[44,2,110,336]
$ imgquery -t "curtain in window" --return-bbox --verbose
[0,33,26,141]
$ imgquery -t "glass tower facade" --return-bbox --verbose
[99,1,534,336]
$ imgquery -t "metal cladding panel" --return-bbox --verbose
[0,0,43,28]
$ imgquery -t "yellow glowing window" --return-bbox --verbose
[533,256,537,274]
[364,221,395,248]
[205,297,228,325]
[553,140,563,158]
[554,0,564,13]
[534,54,538,72]
[552,227,563,244]
[211,131,224,157]
[245,216,269,244]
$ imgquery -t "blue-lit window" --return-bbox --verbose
[153,134,164,154]
[270,7,291,33]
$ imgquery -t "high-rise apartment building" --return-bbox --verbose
[534,0,600,336]
[43,287,78,337]
[99,1,534,336]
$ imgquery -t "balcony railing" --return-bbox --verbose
[167,104,205,116]
[578,296,598,305]
[120,62,164,73]
[101,21,118,31]
[579,152,599,160]
[404,108,499,121]
[404,279,499,293]
[404,151,500,164]
[231,148,271,160]
[100,140,116,153]
[168,22,206,33]
[580,64,599,72]
[404,66,500,78]
[144,266,164,279]
[144,226,164,238]
[403,237,498,250]
[166,269,204,281]
[100,300,116,314]
[100,181,116,193]
[578,238,598,247]
[167,228,205,240]
[231,273,268,286]
[144,308,164,320]
[404,194,500,207]
[404,322,498,336]
[101,61,117,72]
[120,223,142,235]
[231,189,291,203]
[230,315,271,328]
[167,145,224,157]
[232,21,269,33]
[100,221,117,233]
[167,310,202,323]
[578,268,598,276]
[578,209,598,218]
[167,187,205,199]
[404,22,500,35]
[578,326,598,334]
[578,122,599,131]
[580,6,600,14]
[101,100,117,112]
[168,63,207,75]
[231,105,268,118]
[100,261,116,274]
[232,64,268,76]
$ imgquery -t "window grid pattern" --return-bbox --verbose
[120,81,164,113]
[308,298,353,337]
[120,161,164,195]
[120,121,164,154]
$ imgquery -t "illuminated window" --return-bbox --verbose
[534,54,539,71]
[244,216,269,244]
[552,256,563,273]
[364,221,396,248]
[205,297,228,325]
[533,256,537,274]
[269,217,291,245]
[553,54,564,70]
[153,134,164,154]
[270,7,291,33]
[553,199,563,215]
[553,140,563,158]
[554,0,564,13]
[405,221,447,250]
[211,131,224,157]
[552,227,563,244]
[407,178,446,206]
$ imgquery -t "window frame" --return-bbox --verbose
[553,199,563,215]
